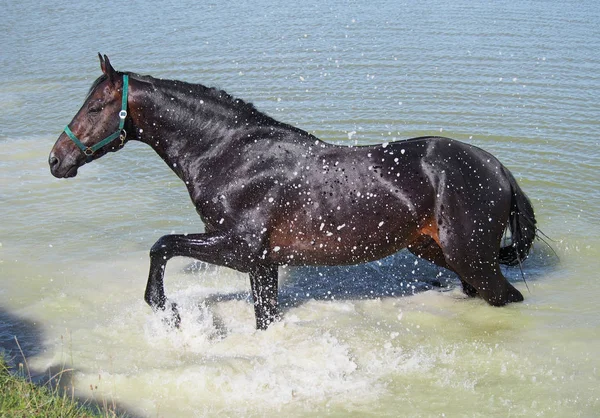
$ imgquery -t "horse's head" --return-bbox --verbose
[49,54,130,178]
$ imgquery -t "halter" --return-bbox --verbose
[64,74,129,162]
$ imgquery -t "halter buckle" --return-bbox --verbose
[119,129,127,147]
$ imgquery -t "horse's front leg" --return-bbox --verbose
[144,231,249,327]
[144,252,180,327]
[250,264,279,330]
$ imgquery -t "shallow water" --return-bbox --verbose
[1,0,599,416]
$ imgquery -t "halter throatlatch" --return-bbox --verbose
[64,74,129,162]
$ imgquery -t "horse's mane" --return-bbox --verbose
[85,70,293,140]
[125,72,274,124]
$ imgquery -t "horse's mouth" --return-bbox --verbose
[50,164,79,179]
[64,166,79,178]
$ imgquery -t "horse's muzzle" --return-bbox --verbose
[49,153,79,178]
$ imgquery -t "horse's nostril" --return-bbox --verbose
[49,156,59,167]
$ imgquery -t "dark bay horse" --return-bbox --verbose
[49,55,536,329]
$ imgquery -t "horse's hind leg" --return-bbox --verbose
[455,261,522,306]
[430,184,524,305]
[408,235,479,297]
[442,244,523,306]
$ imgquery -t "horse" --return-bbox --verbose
[49,55,537,330]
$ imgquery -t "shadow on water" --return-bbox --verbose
[187,243,559,314]
[0,307,142,418]
[279,250,455,310]
[0,308,44,369]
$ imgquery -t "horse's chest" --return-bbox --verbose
[190,193,231,229]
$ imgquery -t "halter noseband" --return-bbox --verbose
[64,74,129,162]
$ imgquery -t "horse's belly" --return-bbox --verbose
[266,166,428,266]
[267,219,417,266]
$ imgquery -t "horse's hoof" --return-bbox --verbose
[506,287,524,303]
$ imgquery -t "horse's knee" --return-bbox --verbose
[150,235,171,258]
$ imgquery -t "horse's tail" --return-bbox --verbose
[498,167,537,266]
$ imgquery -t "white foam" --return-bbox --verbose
[97,296,387,415]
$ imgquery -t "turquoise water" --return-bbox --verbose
[1,0,599,416]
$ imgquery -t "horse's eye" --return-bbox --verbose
[88,102,103,113]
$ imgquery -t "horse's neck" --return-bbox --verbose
[131,85,252,183]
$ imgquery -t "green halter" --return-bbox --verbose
[64,74,129,162]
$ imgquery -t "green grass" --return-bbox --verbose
[0,356,116,418]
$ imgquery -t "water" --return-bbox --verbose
[1,0,599,416]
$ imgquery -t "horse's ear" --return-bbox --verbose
[98,53,117,84]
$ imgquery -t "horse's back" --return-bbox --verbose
[384,136,512,193]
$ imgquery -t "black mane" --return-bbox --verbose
[85,71,284,137]
[126,72,275,125]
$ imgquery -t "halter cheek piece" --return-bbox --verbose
[63,74,129,163]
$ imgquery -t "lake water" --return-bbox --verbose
[1,0,599,416]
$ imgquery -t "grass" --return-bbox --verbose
[0,355,119,418]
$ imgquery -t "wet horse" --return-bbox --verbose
[49,55,536,329]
